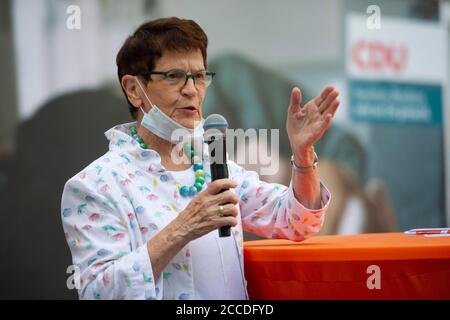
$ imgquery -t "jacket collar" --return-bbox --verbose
[104,121,210,176]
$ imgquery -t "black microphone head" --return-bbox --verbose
[203,114,228,134]
[203,114,228,163]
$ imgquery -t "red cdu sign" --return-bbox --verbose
[351,40,408,73]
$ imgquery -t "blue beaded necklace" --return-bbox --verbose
[129,125,206,197]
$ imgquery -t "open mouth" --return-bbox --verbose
[182,106,196,111]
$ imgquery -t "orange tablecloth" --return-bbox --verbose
[243,233,450,299]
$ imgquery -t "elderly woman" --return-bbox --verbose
[61,17,339,300]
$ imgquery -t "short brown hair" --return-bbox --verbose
[116,17,209,119]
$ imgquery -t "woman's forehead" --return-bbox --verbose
[154,49,205,71]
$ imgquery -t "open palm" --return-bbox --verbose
[286,86,340,158]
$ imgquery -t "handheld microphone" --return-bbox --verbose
[203,114,231,237]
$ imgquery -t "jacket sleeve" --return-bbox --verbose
[61,175,163,300]
[230,161,331,241]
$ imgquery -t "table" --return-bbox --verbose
[243,233,450,299]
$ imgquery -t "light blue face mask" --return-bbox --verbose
[135,77,204,144]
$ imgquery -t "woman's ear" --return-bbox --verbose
[121,75,142,108]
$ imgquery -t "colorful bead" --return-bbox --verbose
[188,186,197,196]
[194,182,203,192]
[180,186,190,197]
[195,170,205,178]
[195,177,205,185]
[193,163,203,171]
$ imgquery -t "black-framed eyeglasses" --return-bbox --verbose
[140,69,216,88]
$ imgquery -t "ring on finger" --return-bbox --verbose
[218,205,225,217]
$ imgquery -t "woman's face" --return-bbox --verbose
[140,49,207,129]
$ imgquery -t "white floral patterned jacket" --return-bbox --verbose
[61,122,331,300]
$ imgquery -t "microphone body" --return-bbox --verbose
[203,115,231,237]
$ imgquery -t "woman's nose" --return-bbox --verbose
[181,78,197,96]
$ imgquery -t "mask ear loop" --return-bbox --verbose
[135,76,155,114]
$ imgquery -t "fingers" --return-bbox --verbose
[216,216,238,228]
[215,190,239,205]
[218,203,238,217]
[288,87,303,115]
[325,99,340,118]
[321,113,333,132]
[204,179,237,195]
[318,89,339,113]
[318,100,339,135]
[313,86,334,106]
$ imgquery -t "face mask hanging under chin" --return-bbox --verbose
[135,77,204,145]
